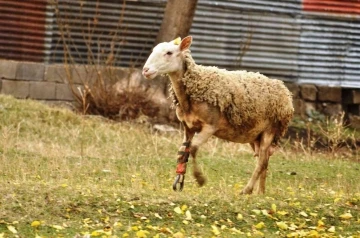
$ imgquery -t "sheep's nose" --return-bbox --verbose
[143,67,149,74]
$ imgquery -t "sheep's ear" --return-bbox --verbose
[180,36,192,51]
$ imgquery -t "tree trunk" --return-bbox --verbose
[155,0,198,44]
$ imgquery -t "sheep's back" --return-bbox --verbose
[182,63,293,134]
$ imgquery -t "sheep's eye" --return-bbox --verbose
[166,51,173,56]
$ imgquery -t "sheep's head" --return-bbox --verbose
[142,36,192,79]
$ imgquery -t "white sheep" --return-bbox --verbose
[142,36,294,194]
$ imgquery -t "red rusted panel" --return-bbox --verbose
[0,0,47,62]
[303,0,360,15]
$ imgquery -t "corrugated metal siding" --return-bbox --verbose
[48,0,166,68]
[189,3,301,81]
[298,0,360,87]
[189,0,360,88]
[1,0,359,88]
[297,16,360,87]
[0,0,48,62]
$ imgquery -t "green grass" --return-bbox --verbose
[0,94,359,238]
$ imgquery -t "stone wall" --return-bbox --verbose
[284,82,360,118]
[0,60,76,101]
[1,60,360,126]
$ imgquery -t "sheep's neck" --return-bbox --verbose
[168,70,190,112]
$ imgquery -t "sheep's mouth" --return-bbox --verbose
[143,71,157,79]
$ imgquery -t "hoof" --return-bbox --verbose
[193,171,206,187]
[255,188,265,195]
[173,174,185,191]
[196,176,206,187]
[240,187,253,195]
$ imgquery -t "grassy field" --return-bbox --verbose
[0,95,359,238]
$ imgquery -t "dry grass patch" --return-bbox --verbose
[0,95,359,237]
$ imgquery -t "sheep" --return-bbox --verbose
[142,36,294,194]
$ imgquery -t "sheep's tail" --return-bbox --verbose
[273,107,294,145]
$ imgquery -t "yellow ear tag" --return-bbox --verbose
[172,37,181,45]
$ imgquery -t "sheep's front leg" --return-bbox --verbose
[176,123,195,174]
[241,131,274,195]
[173,123,195,191]
[188,125,216,186]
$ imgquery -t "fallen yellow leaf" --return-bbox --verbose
[230,227,242,234]
[277,211,288,216]
[288,223,298,231]
[339,212,352,220]
[7,226,17,234]
[299,211,308,217]
[254,222,265,229]
[252,209,261,215]
[286,231,298,237]
[308,230,319,237]
[154,213,162,219]
[51,225,64,230]
[114,221,123,227]
[271,204,277,212]
[317,220,325,228]
[276,221,288,230]
[185,210,192,220]
[236,213,243,220]
[91,230,102,237]
[261,210,269,216]
[174,207,182,214]
[253,230,264,237]
[31,220,41,227]
[327,226,335,233]
[173,231,184,238]
[211,225,220,235]
[136,230,149,238]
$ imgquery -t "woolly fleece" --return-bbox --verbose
[171,52,294,140]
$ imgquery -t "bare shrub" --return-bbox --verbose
[288,112,359,157]
[80,74,159,120]
[52,0,161,121]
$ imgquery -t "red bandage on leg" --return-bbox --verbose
[176,163,187,174]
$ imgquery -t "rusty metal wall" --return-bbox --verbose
[0,0,48,62]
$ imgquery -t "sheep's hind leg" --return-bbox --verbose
[256,145,276,194]
[250,141,260,157]
[241,130,274,195]
[251,140,275,158]
[189,125,216,186]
